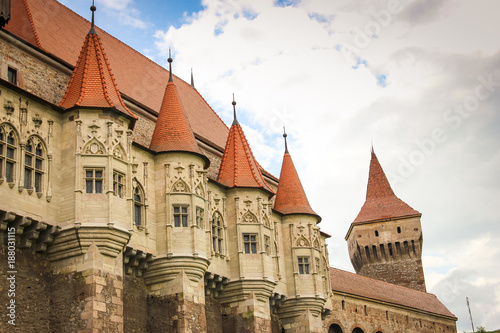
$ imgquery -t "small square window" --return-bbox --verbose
[173,205,189,227]
[8,67,17,85]
[298,257,310,274]
[113,171,125,198]
[85,168,104,194]
[243,233,258,254]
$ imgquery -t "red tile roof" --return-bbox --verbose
[5,0,229,148]
[330,267,456,319]
[274,152,319,219]
[59,28,136,120]
[150,79,209,166]
[353,151,420,224]
[217,121,274,194]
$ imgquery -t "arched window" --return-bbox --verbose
[133,183,145,226]
[211,212,223,254]
[24,136,45,193]
[0,124,17,183]
[329,324,343,333]
[352,328,364,333]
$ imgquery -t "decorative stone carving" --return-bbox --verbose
[83,139,105,155]
[195,183,204,197]
[241,211,258,224]
[172,179,189,193]
[32,114,43,128]
[4,100,14,115]
[296,235,310,247]
[123,247,155,277]
[113,144,126,161]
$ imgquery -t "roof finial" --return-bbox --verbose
[283,127,289,153]
[371,141,374,154]
[168,49,173,82]
[88,0,97,35]
[190,68,195,88]
[232,94,239,125]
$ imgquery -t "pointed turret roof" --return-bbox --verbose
[217,98,274,194]
[352,149,420,224]
[274,130,319,220]
[149,54,209,168]
[59,4,136,121]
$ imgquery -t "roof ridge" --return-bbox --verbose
[238,125,264,188]
[22,0,42,49]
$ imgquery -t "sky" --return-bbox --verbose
[59,1,500,331]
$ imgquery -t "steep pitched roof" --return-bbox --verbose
[149,76,209,167]
[217,111,274,194]
[5,0,229,148]
[330,268,456,319]
[352,150,420,224]
[274,144,319,218]
[59,24,136,120]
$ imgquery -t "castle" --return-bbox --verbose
[0,1,457,332]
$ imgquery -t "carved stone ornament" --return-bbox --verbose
[296,236,310,247]
[32,114,43,128]
[84,139,105,155]
[241,211,258,224]
[4,100,14,115]
[195,183,204,196]
[113,144,126,161]
[172,179,189,193]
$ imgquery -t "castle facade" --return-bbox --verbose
[0,1,457,332]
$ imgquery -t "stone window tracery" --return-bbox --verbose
[0,124,17,183]
[133,184,145,226]
[243,233,258,254]
[211,212,223,254]
[173,205,188,227]
[298,256,310,274]
[24,137,45,193]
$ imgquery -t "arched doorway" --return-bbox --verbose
[352,328,364,333]
[329,323,343,333]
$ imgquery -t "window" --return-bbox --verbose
[211,212,223,254]
[133,184,144,226]
[173,206,188,227]
[264,236,270,255]
[113,171,125,198]
[243,234,258,254]
[196,207,204,228]
[397,226,401,233]
[0,125,17,183]
[24,137,44,192]
[8,67,17,85]
[375,230,379,237]
[298,257,310,274]
[85,168,103,193]
[341,300,345,310]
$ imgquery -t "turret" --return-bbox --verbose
[274,129,328,332]
[346,148,426,292]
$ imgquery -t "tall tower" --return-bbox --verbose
[346,149,426,292]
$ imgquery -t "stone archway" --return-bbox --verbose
[329,323,343,333]
[352,328,364,333]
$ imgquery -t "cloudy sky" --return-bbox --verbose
[60,0,500,331]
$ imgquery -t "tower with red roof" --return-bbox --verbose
[346,148,426,292]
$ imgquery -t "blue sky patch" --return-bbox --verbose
[274,0,300,8]
[376,74,387,87]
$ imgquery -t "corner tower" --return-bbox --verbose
[346,148,426,292]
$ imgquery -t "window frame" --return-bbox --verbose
[133,184,145,227]
[211,212,224,254]
[196,207,204,228]
[243,233,258,254]
[0,125,17,183]
[24,137,45,193]
[7,67,17,85]
[298,256,310,274]
[173,205,189,227]
[85,167,104,194]
[112,170,125,198]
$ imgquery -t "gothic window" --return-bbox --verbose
[24,137,45,192]
[133,184,144,226]
[85,168,103,193]
[0,125,17,183]
[243,234,258,254]
[113,171,125,198]
[211,212,223,254]
[8,67,17,85]
[196,207,204,228]
[173,206,188,227]
[298,256,310,274]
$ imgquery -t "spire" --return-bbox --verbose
[149,54,209,168]
[232,93,239,125]
[274,131,319,219]
[88,1,97,35]
[168,49,173,82]
[59,1,136,121]
[352,149,420,224]
[217,99,273,194]
[190,68,195,88]
[283,127,288,153]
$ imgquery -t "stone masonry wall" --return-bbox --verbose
[206,296,223,333]
[359,258,426,292]
[123,275,148,332]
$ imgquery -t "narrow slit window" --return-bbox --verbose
[113,171,125,198]
[24,138,45,192]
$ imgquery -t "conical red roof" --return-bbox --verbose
[59,29,136,120]
[149,80,208,167]
[353,150,420,223]
[274,152,318,217]
[217,122,274,194]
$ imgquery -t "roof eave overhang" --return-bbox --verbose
[154,149,211,170]
[271,209,322,223]
[61,105,137,129]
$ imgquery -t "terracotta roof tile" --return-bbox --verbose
[217,122,274,194]
[353,151,420,224]
[6,0,42,49]
[59,28,136,120]
[330,267,456,319]
[274,152,318,218]
[149,80,209,166]
[5,0,228,148]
